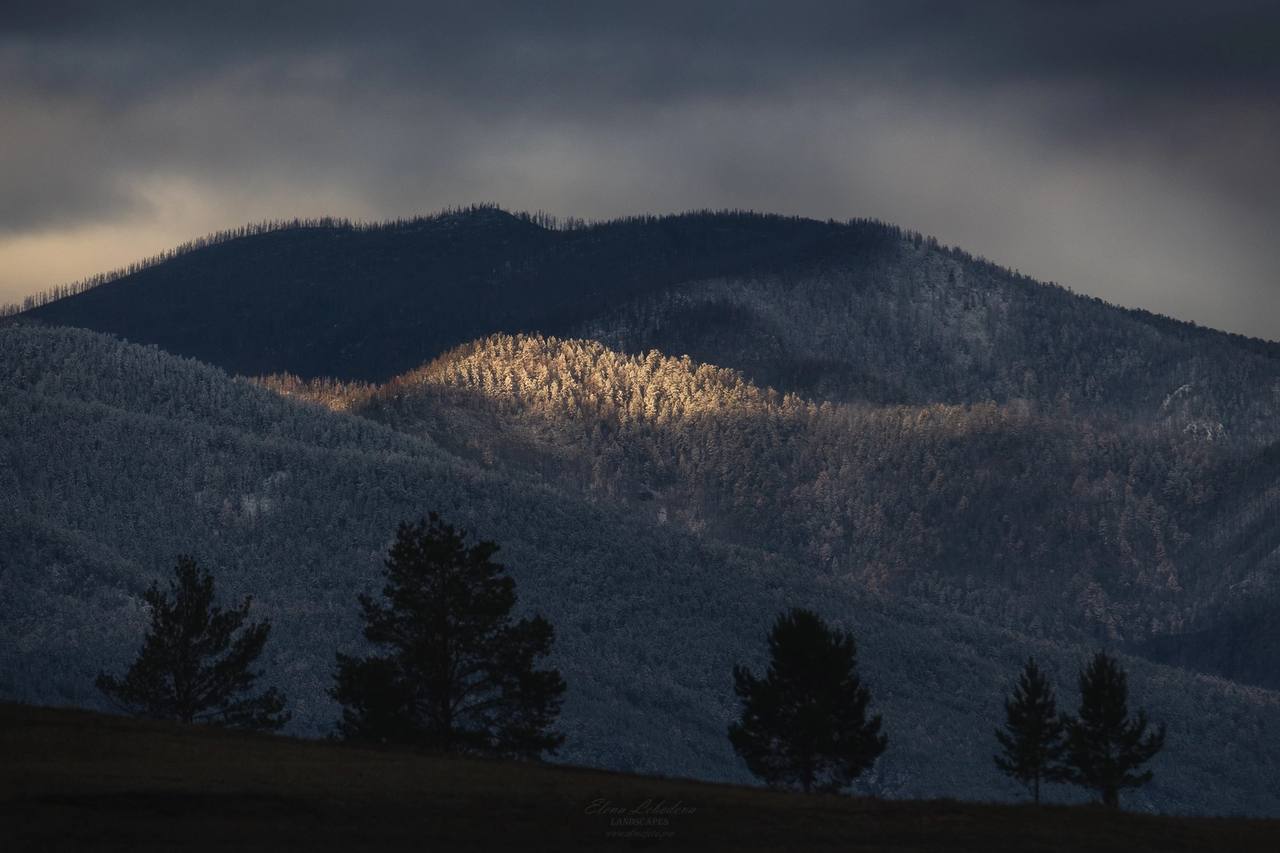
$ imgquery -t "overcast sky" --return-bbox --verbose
[3,1,1278,338]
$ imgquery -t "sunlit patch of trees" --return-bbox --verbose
[259,333,1256,648]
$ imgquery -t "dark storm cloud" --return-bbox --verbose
[2,1,1278,336]
[9,1,1278,90]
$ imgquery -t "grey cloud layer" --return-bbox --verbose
[10,2,1278,91]
[2,1,1278,337]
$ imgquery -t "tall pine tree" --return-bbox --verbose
[332,513,565,758]
[729,608,886,793]
[95,556,289,731]
[994,657,1066,803]
[1063,651,1166,808]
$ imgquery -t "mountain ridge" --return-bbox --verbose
[14,207,1280,381]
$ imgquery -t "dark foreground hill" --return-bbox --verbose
[4,704,1280,853]
[5,324,1280,816]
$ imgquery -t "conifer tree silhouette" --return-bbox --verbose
[96,556,289,731]
[332,513,565,758]
[729,608,886,793]
[1062,652,1166,808]
[994,657,1067,803]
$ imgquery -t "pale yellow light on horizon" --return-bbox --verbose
[0,174,381,308]
[0,225,196,308]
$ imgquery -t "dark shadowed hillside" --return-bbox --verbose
[20,208,896,382]
[1137,439,1280,687]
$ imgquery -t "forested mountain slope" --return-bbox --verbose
[581,249,1280,447]
[262,335,1280,681]
[19,208,889,381]
[1138,440,1280,687]
[4,324,1280,816]
[17,208,1280,451]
